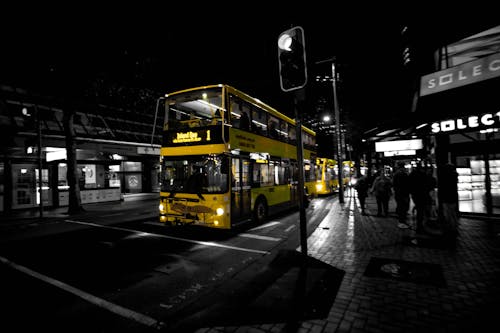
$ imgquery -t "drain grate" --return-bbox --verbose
[364,257,446,287]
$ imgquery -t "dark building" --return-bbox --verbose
[364,22,500,217]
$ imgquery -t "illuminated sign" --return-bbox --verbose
[46,149,67,162]
[420,52,500,96]
[172,130,210,143]
[375,139,423,152]
[163,128,223,146]
[431,111,500,133]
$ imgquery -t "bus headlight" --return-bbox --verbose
[316,184,323,191]
[159,202,165,212]
[216,207,224,216]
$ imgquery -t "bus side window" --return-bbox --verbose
[289,126,297,144]
[268,116,279,139]
[252,108,267,136]
[240,111,250,131]
[280,120,288,142]
[230,102,240,128]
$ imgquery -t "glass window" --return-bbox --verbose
[251,107,267,136]
[58,163,68,190]
[289,126,297,144]
[160,154,229,194]
[229,96,251,131]
[165,87,224,130]
[109,165,121,188]
[279,119,289,142]
[268,115,280,140]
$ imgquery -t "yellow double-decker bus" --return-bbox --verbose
[157,84,316,229]
[315,157,354,195]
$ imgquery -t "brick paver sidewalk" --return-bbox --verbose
[198,189,500,332]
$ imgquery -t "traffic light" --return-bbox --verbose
[278,26,307,92]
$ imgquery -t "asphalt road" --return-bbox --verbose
[0,196,334,332]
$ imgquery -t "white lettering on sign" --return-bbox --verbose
[421,52,500,96]
[431,111,500,133]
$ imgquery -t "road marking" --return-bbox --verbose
[248,221,280,231]
[0,255,163,329]
[65,220,270,255]
[101,213,122,217]
[238,233,281,241]
[284,225,296,233]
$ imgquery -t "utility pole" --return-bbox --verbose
[332,62,344,203]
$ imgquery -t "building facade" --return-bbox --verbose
[0,85,162,213]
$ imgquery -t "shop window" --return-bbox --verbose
[109,165,121,188]
[82,164,97,189]
[58,163,69,190]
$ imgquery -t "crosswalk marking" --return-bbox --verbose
[238,233,281,241]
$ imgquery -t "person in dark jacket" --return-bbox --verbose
[370,169,392,217]
[354,175,369,215]
[392,162,411,228]
[408,165,434,234]
[439,163,459,240]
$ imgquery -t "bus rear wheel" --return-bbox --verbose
[253,197,268,224]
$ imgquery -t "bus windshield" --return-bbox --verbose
[165,87,224,130]
[160,154,229,194]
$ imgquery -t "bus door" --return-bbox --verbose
[231,157,252,221]
[289,161,299,206]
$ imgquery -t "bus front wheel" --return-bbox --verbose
[253,197,268,224]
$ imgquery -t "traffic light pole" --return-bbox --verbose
[332,62,344,204]
[294,90,308,256]
[278,25,308,255]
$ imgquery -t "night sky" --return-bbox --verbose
[1,4,497,135]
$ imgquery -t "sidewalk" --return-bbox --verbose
[195,190,500,333]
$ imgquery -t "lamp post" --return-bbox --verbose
[316,58,344,203]
[332,62,344,203]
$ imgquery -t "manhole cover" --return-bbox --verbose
[364,257,446,286]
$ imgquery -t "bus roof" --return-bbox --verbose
[164,84,316,136]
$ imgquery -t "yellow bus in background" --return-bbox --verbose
[157,84,316,229]
[315,157,354,195]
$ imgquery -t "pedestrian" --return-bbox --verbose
[426,167,438,225]
[392,162,411,228]
[408,164,434,234]
[370,169,392,217]
[354,174,369,215]
[439,163,459,242]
